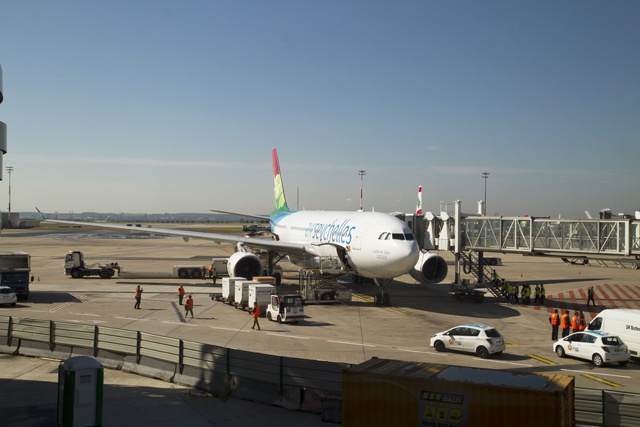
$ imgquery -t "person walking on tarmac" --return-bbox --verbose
[211,266,218,286]
[178,284,185,305]
[561,310,571,338]
[587,285,596,307]
[251,302,261,330]
[549,309,560,340]
[134,285,143,309]
[184,295,194,318]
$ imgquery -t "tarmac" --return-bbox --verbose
[0,353,329,427]
[2,224,640,426]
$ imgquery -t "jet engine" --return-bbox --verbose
[227,251,263,279]
[409,251,448,284]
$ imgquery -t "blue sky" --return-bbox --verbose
[1,1,638,218]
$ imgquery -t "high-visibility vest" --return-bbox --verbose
[185,298,194,309]
[252,305,261,319]
[561,314,570,328]
[178,287,185,296]
[135,289,142,297]
[550,313,559,326]
[571,315,579,330]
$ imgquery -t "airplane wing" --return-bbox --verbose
[36,214,321,258]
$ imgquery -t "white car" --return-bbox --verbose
[430,324,506,358]
[0,286,17,307]
[553,331,630,367]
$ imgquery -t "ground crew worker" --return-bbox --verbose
[561,310,571,338]
[513,284,519,304]
[201,266,206,281]
[587,285,596,307]
[540,284,546,305]
[209,264,213,278]
[549,309,560,340]
[571,311,579,333]
[578,311,587,331]
[251,302,261,330]
[134,285,143,309]
[178,284,185,305]
[185,295,194,318]
[534,285,540,304]
[211,266,218,286]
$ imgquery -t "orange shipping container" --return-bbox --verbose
[343,358,574,427]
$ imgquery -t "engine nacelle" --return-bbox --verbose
[409,251,448,284]
[227,252,263,279]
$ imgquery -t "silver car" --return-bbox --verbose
[0,286,17,307]
[430,324,506,358]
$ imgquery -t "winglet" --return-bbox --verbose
[35,207,47,221]
[272,149,290,213]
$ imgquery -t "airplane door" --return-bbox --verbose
[351,224,369,251]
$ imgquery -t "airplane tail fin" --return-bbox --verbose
[416,185,423,215]
[272,149,290,213]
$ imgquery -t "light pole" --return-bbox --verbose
[482,172,489,215]
[6,166,13,213]
[358,170,366,211]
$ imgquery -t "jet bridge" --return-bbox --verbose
[413,201,640,296]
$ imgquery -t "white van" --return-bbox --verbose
[588,309,640,358]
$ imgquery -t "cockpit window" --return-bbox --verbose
[379,232,415,241]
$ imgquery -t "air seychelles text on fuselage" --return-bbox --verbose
[305,219,355,245]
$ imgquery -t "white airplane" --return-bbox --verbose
[37,149,447,303]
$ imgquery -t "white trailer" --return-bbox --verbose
[248,283,276,312]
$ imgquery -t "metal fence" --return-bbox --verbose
[1,314,639,426]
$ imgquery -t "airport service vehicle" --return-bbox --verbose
[0,252,33,300]
[430,324,506,358]
[64,251,115,279]
[173,265,206,279]
[0,285,17,306]
[266,294,304,324]
[553,331,630,367]
[588,309,640,358]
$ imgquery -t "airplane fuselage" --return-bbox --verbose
[271,210,420,279]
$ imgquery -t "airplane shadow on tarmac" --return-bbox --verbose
[339,276,607,320]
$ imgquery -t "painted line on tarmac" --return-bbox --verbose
[397,349,433,354]
[559,369,631,379]
[266,333,310,340]
[49,294,88,312]
[526,354,557,365]
[328,340,377,347]
[578,373,622,388]
[473,358,533,367]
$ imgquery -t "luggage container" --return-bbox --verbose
[248,283,276,312]
[234,280,258,308]
[343,358,574,426]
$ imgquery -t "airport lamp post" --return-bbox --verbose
[358,170,366,211]
[482,171,489,215]
[6,165,13,213]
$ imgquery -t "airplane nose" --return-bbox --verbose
[390,242,420,276]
